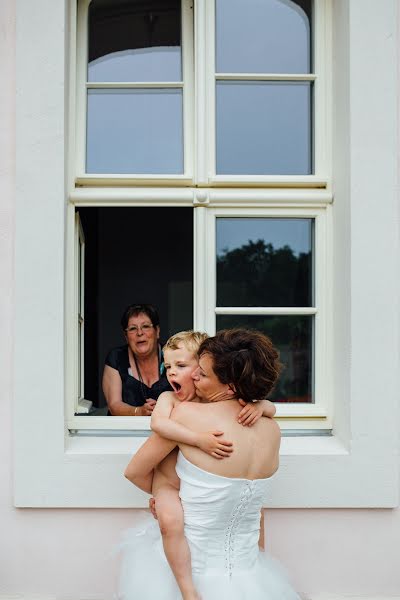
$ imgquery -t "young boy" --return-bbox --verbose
[149,330,276,600]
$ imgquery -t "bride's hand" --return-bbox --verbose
[196,431,233,459]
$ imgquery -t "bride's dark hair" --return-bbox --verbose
[198,329,282,403]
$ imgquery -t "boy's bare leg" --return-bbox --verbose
[154,483,200,600]
[258,509,265,551]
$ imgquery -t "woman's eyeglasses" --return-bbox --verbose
[126,323,154,334]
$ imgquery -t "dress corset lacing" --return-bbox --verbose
[224,481,255,578]
[176,452,269,575]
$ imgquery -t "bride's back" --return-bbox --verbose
[172,400,280,480]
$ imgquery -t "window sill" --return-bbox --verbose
[65,431,345,457]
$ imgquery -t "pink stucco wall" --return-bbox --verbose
[1,1,399,597]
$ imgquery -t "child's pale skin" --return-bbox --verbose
[147,344,276,600]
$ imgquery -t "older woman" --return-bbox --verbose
[102,303,172,416]
[121,329,299,600]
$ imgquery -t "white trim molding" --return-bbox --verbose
[0,593,399,600]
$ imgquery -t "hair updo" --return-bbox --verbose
[198,328,282,403]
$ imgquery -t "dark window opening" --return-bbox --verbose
[78,206,193,413]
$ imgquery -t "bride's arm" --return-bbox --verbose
[124,433,177,494]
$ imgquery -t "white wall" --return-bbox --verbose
[1,0,399,598]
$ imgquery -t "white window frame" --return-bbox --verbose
[14,0,399,508]
[66,198,332,432]
[75,212,85,410]
[75,0,194,186]
[198,0,331,187]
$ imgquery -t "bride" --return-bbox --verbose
[121,328,299,600]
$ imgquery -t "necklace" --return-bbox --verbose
[131,347,161,404]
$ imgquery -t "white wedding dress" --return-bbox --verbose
[118,452,300,600]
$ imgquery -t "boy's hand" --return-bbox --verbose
[237,399,264,427]
[196,431,233,459]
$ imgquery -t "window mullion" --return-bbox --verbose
[194,0,212,185]
[182,0,194,179]
[313,0,331,180]
[76,0,90,179]
[86,82,184,89]
[193,205,214,331]
[216,74,316,82]
[215,307,317,316]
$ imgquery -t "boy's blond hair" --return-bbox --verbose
[163,330,208,356]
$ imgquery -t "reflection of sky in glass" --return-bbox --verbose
[216,0,310,74]
[88,47,182,82]
[86,89,183,174]
[216,82,312,175]
[217,218,312,257]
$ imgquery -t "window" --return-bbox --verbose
[68,0,332,432]
[202,207,330,425]
[215,216,315,402]
[214,0,313,176]
[72,207,194,417]
[76,0,328,185]
[77,0,193,181]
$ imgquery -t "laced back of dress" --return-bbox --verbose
[176,452,270,576]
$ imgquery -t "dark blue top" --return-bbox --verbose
[105,344,172,408]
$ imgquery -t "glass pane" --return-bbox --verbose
[86,89,183,174]
[216,0,311,74]
[217,218,313,307]
[88,0,181,82]
[216,315,313,403]
[216,81,312,175]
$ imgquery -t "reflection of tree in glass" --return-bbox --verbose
[217,239,311,307]
[217,239,312,402]
[218,314,312,403]
[266,316,311,403]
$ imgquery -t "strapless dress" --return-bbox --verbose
[118,451,300,599]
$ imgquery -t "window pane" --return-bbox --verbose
[216,0,311,74]
[216,81,312,175]
[78,207,193,414]
[216,315,313,403]
[217,218,313,307]
[88,0,182,82]
[86,89,183,174]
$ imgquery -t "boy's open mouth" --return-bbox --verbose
[171,381,182,392]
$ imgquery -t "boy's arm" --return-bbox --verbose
[261,399,276,417]
[237,399,276,427]
[124,432,176,494]
[151,393,233,458]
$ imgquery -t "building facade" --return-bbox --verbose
[1,0,399,597]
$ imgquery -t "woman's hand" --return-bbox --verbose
[237,399,264,427]
[136,399,157,416]
[196,431,234,459]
